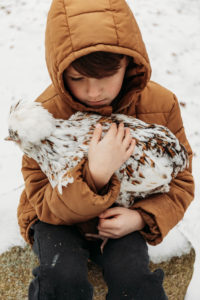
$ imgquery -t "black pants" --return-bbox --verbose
[29,221,168,300]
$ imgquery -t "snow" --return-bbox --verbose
[0,0,199,298]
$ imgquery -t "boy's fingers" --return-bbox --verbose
[98,218,117,230]
[91,123,102,144]
[123,128,132,147]
[116,122,125,140]
[98,230,116,238]
[106,123,117,137]
[126,139,136,157]
[99,207,122,219]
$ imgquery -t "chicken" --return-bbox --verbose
[6,100,189,252]
[6,100,188,209]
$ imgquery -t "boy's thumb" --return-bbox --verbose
[91,123,102,143]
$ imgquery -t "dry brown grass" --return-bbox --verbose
[0,245,195,300]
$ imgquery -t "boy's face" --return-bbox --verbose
[64,57,127,108]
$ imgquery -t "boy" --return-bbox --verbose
[18,0,194,299]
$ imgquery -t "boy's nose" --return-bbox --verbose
[87,79,102,99]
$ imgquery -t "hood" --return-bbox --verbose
[45,0,151,113]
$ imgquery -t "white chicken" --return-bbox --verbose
[6,100,188,209]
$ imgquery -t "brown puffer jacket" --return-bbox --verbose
[18,0,194,245]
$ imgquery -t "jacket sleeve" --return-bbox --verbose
[132,94,194,245]
[21,155,120,225]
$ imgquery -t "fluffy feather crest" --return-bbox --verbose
[8,100,55,145]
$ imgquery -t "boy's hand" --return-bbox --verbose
[88,123,135,190]
[97,207,146,239]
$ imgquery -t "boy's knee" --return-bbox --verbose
[135,269,168,300]
[47,264,88,288]
[52,266,93,299]
[32,265,93,299]
[105,268,167,300]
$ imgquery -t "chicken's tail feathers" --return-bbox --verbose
[8,100,55,145]
[180,143,190,169]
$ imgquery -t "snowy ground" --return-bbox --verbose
[0,0,199,299]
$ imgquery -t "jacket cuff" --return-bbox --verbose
[134,208,162,245]
[82,159,114,195]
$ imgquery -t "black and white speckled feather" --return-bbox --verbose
[7,100,188,208]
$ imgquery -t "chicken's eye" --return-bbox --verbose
[9,129,19,140]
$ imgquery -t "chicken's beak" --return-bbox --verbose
[4,136,14,141]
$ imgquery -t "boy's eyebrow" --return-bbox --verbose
[65,69,82,77]
[66,72,83,77]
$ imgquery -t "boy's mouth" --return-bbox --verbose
[87,99,108,106]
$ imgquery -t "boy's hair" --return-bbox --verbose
[71,51,127,78]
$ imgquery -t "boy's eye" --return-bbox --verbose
[70,77,83,81]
